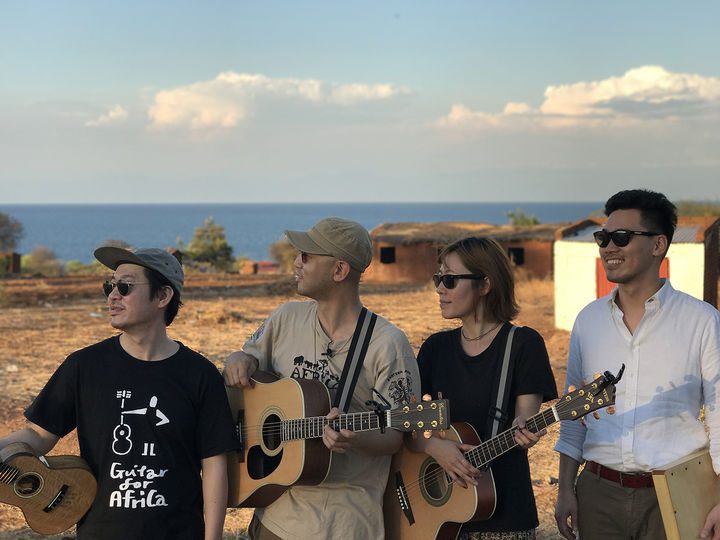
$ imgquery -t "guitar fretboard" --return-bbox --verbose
[0,463,20,485]
[465,407,557,469]
[282,411,385,441]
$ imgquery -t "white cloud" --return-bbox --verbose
[438,65,720,130]
[85,105,129,127]
[148,71,410,130]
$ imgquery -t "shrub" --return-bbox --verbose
[268,240,297,273]
[178,217,234,271]
[674,200,720,217]
[22,246,63,276]
[65,260,107,274]
[506,208,540,226]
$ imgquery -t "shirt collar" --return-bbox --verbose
[605,278,673,313]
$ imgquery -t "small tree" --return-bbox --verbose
[0,212,23,251]
[268,240,297,273]
[506,208,540,226]
[178,217,234,271]
[22,246,63,276]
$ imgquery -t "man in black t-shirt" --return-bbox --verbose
[0,247,237,540]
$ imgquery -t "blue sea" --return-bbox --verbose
[3,203,603,264]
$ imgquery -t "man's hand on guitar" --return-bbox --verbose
[322,407,358,453]
[512,415,544,449]
[425,436,480,488]
[701,502,720,539]
[223,351,259,388]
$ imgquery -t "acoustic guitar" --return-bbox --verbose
[226,371,450,508]
[0,442,97,535]
[383,367,624,540]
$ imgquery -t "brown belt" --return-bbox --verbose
[585,461,654,488]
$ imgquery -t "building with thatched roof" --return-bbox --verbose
[364,222,566,284]
[554,216,720,331]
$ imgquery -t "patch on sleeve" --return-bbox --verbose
[249,322,266,344]
[386,369,414,406]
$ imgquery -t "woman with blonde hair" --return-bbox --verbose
[412,236,557,540]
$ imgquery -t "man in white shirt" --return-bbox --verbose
[553,189,720,540]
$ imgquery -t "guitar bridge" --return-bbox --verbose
[43,484,68,513]
[394,470,415,525]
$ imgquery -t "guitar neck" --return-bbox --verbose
[464,406,558,469]
[282,410,386,441]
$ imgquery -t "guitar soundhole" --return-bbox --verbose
[247,445,283,480]
[420,460,451,506]
[14,472,44,498]
[262,413,282,451]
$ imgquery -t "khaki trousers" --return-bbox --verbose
[248,514,283,540]
[576,467,667,540]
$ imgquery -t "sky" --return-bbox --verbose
[1,1,719,204]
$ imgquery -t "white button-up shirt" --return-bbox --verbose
[555,280,720,473]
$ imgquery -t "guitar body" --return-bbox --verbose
[383,422,496,540]
[226,371,333,508]
[0,442,97,535]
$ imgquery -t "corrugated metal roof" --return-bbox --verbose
[561,225,701,243]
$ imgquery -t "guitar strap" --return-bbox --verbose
[488,324,517,439]
[332,307,378,412]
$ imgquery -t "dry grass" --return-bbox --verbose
[1,274,577,539]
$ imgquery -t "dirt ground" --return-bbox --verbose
[0,272,570,539]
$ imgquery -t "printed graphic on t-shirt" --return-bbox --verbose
[387,370,413,406]
[108,390,170,509]
[290,354,340,390]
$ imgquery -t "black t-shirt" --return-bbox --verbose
[25,336,238,540]
[417,323,557,533]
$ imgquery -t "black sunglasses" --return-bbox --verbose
[593,229,660,248]
[103,279,149,297]
[432,273,485,289]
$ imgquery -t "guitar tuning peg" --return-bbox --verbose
[423,430,432,439]
[410,396,417,403]
[593,372,602,379]
[593,412,600,420]
[411,431,417,439]
[438,430,446,439]
[567,385,577,392]
[580,418,587,427]
[421,394,431,402]
[437,391,443,399]
[581,379,587,386]
[607,406,616,415]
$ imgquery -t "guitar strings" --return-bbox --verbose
[393,398,587,502]
[234,409,439,441]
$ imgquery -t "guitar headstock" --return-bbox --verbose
[389,399,450,432]
[556,365,625,422]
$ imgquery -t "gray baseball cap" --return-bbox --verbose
[94,246,184,295]
[284,217,373,272]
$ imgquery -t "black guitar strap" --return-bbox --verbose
[332,307,378,413]
[487,324,517,439]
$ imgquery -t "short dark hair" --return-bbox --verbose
[604,189,677,245]
[143,267,182,326]
[439,236,519,323]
